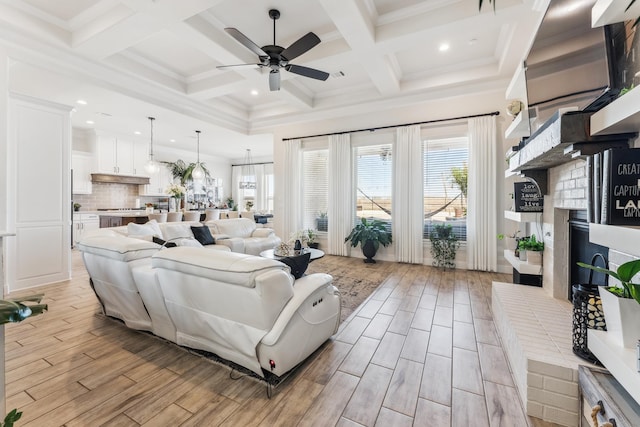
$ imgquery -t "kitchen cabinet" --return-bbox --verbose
[72,152,93,194]
[132,141,150,176]
[139,164,173,196]
[73,213,99,245]
[97,135,132,174]
[99,215,148,228]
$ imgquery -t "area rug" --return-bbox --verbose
[306,254,392,321]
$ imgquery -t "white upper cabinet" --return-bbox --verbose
[132,142,149,176]
[139,164,172,196]
[97,135,134,174]
[72,152,93,194]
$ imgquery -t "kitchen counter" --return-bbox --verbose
[99,212,149,228]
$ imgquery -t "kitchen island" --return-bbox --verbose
[98,211,149,228]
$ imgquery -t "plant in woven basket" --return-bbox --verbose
[430,224,459,269]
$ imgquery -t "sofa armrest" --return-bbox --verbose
[260,273,338,346]
[211,234,231,240]
[215,237,245,253]
[251,228,275,238]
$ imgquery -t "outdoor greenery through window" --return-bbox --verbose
[355,144,392,227]
[423,136,468,241]
[302,149,328,232]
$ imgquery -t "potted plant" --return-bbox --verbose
[245,200,254,211]
[316,212,328,232]
[524,235,544,265]
[578,259,640,348]
[73,203,81,212]
[226,197,235,210]
[429,223,459,269]
[344,218,392,263]
[497,230,520,252]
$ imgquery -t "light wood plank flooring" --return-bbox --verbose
[5,251,561,426]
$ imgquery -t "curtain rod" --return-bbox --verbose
[282,110,500,141]
[231,161,274,167]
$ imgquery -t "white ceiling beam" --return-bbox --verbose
[319,0,399,95]
[72,0,223,59]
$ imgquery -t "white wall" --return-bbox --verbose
[264,88,512,271]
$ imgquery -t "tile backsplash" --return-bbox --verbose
[73,182,160,210]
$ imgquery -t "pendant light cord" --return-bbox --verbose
[195,130,201,163]
[148,116,155,161]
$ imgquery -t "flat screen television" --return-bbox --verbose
[523,0,636,137]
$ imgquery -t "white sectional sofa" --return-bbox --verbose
[77,224,341,378]
[205,218,281,255]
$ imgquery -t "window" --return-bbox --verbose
[423,137,468,240]
[302,149,328,231]
[355,144,392,225]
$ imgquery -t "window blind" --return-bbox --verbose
[302,149,328,231]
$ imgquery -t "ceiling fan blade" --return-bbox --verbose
[280,32,321,61]
[285,64,329,81]
[216,63,261,69]
[269,70,281,91]
[224,28,268,58]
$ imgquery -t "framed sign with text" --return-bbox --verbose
[601,148,640,225]
[514,181,543,213]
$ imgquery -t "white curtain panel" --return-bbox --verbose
[283,139,302,240]
[393,125,424,263]
[467,116,498,271]
[328,134,352,256]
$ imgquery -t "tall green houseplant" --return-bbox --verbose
[344,218,392,263]
[430,224,460,269]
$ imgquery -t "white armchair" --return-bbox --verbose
[205,218,281,255]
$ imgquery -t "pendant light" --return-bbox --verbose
[192,130,205,181]
[144,116,160,174]
[239,149,256,189]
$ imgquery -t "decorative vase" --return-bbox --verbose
[169,197,176,212]
[518,249,527,261]
[599,288,640,348]
[527,251,542,265]
[362,240,377,264]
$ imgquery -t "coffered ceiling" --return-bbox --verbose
[0,0,548,158]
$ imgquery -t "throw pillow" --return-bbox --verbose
[191,226,215,246]
[162,223,194,242]
[152,236,177,248]
[128,220,163,239]
[280,252,311,280]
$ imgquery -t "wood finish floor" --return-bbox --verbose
[5,251,561,426]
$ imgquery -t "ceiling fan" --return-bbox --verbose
[217,9,329,91]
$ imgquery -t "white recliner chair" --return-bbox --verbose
[206,218,281,255]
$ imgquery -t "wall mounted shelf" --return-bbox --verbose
[504,210,541,223]
[503,249,542,275]
[505,110,530,140]
[589,223,640,258]
[590,87,640,137]
[592,0,640,27]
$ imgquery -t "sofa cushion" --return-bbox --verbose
[128,220,163,239]
[78,235,159,262]
[152,247,288,288]
[161,223,195,242]
[207,218,256,238]
[279,252,311,279]
[191,226,215,245]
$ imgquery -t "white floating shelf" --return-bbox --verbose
[588,330,640,405]
[589,223,640,258]
[505,64,526,101]
[592,0,640,27]
[504,110,530,140]
[503,249,542,275]
[504,210,542,223]
[590,86,640,136]
[505,169,517,178]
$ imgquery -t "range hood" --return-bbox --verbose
[91,173,150,185]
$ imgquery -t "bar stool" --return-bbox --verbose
[183,211,201,222]
[167,212,183,222]
[205,209,221,221]
[148,213,167,223]
[226,211,239,219]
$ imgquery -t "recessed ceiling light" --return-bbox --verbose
[468,38,478,45]
[439,43,450,52]
[76,99,87,105]
[250,89,259,96]
[170,139,176,143]
[134,131,141,135]
[85,120,94,125]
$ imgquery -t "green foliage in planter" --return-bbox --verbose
[344,218,392,251]
[430,224,460,269]
[162,159,211,185]
[0,294,47,324]
[518,235,544,252]
[578,259,640,303]
[1,408,22,427]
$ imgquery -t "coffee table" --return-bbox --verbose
[260,248,325,262]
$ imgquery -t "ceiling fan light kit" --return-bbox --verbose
[218,9,329,91]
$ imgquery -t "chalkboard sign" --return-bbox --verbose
[601,148,640,225]
[514,181,543,212]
